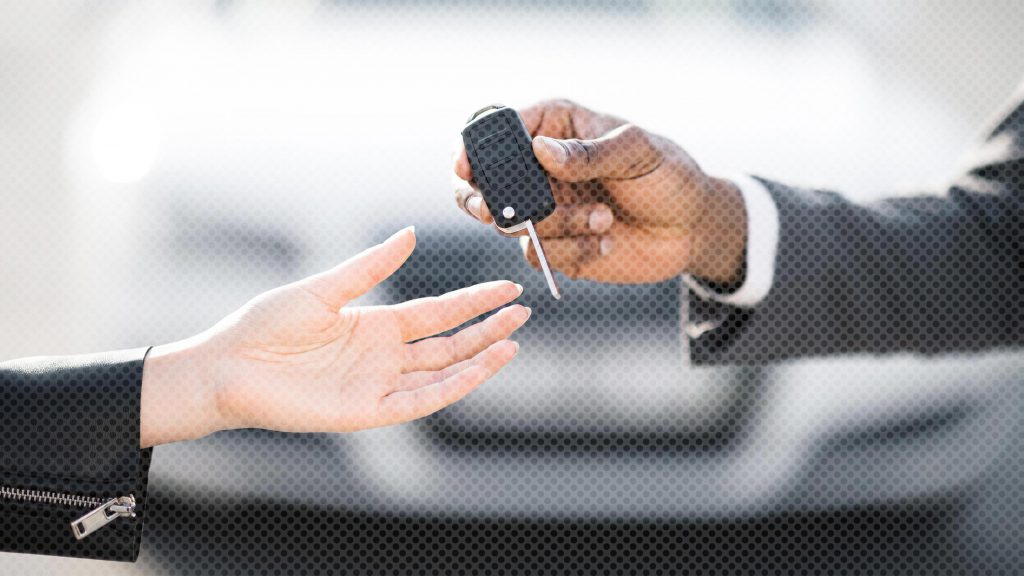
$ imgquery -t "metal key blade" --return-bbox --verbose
[525,219,561,299]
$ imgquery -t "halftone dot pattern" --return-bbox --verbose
[461,105,556,231]
[1,2,1024,575]
[0,351,152,562]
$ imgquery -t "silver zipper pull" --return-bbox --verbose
[70,495,136,540]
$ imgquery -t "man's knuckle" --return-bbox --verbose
[581,140,600,165]
[574,206,592,233]
[545,98,578,111]
[558,208,574,235]
[580,237,600,261]
[621,123,644,140]
[562,139,588,164]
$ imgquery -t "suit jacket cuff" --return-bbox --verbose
[682,173,779,309]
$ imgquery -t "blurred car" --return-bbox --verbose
[5,1,1024,574]
[121,197,1024,574]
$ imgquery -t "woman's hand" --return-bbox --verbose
[140,227,529,448]
[453,99,747,284]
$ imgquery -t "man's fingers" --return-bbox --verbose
[521,234,611,278]
[452,142,495,224]
[532,124,662,183]
[518,99,627,140]
[403,305,531,372]
[464,192,493,224]
[296,227,416,308]
[381,340,519,424]
[454,100,628,224]
[453,176,494,224]
[535,202,614,238]
[454,142,473,181]
[525,226,692,284]
[393,280,524,342]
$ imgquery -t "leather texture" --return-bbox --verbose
[0,348,153,562]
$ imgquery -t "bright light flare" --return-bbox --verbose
[89,97,161,184]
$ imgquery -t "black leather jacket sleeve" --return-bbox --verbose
[0,348,154,562]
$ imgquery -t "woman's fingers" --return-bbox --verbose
[381,340,520,424]
[403,304,531,372]
[393,354,474,393]
[296,227,417,308]
[392,280,523,342]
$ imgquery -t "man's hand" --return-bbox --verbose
[453,100,747,284]
[141,227,529,447]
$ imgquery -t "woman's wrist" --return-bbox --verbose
[140,336,224,448]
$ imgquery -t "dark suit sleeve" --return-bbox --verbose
[688,87,1024,364]
[0,348,154,562]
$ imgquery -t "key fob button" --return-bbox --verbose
[462,104,556,229]
[462,104,562,299]
[483,155,524,189]
[475,130,517,166]
[476,129,528,190]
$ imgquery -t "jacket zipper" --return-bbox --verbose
[0,486,136,540]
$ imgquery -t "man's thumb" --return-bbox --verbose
[532,124,661,182]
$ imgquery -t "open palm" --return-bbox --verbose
[204,227,528,434]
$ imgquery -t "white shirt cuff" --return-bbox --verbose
[682,173,779,308]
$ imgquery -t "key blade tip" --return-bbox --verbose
[524,219,563,300]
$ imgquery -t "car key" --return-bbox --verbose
[462,104,561,299]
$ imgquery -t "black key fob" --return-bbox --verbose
[462,104,562,299]
[461,105,556,232]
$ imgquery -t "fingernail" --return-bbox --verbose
[512,341,520,353]
[600,236,614,256]
[466,195,483,217]
[392,226,415,240]
[536,136,567,164]
[589,206,613,233]
[514,283,524,295]
[524,306,533,319]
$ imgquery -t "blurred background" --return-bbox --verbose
[2,0,1024,574]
